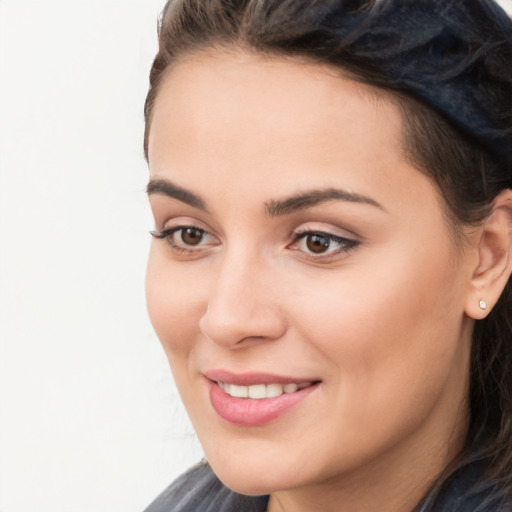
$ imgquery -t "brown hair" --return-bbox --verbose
[144,0,512,508]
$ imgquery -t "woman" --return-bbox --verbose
[142,0,512,510]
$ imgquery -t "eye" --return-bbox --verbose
[304,233,332,254]
[291,230,359,257]
[151,225,218,252]
[178,227,205,246]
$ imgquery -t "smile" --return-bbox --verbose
[217,381,314,399]
[206,374,321,426]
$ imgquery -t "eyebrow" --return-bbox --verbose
[146,178,207,211]
[265,188,384,216]
[146,178,383,215]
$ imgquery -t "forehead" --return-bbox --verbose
[148,49,403,169]
[147,50,443,223]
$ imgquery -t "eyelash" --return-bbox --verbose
[150,226,359,259]
[291,230,359,259]
[150,226,215,254]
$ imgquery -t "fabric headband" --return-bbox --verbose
[313,0,512,170]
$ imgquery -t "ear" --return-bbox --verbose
[465,190,512,320]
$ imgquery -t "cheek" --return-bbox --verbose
[289,242,467,414]
[145,247,205,356]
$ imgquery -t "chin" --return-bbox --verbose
[204,444,318,497]
[213,466,290,496]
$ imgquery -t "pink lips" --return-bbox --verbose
[205,370,320,426]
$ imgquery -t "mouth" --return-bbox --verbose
[217,381,315,399]
[205,371,321,426]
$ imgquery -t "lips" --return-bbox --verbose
[205,370,320,426]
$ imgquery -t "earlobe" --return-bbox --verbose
[465,190,512,320]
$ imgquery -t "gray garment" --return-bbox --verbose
[144,460,512,512]
[143,462,269,512]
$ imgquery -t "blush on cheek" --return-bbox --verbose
[146,272,206,357]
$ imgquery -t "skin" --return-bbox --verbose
[145,50,488,512]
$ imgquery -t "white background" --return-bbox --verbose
[0,2,203,511]
[1,1,511,511]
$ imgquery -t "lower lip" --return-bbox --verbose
[208,381,319,426]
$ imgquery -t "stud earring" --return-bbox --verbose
[479,300,487,310]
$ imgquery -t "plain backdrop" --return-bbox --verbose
[0,2,203,512]
[1,1,511,511]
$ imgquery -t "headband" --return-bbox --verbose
[321,0,512,169]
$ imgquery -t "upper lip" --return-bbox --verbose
[204,369,321,386]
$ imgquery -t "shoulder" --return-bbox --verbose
[143,462,269,512]
[424,461,512,512]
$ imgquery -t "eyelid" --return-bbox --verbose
[150,223,220,256]
[295,225,351,237]
[289,226,360,259]
[153,215,212,232]
[151,214,215,239]
[293,221,359,239]
[150,225,208,238]
[292,221,360,242]
[151,225,213,240]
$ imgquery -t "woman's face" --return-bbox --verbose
[146,51,476,497]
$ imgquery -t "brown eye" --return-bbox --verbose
[181,227,204,245]
[306,234,330,253]
[291,230,359,258]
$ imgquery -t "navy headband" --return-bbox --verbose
[316,0,512,169]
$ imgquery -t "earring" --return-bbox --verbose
[479,300,487,310]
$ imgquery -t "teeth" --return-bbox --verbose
[266,383,284,398]
[218,381,311,399]
[230,384,248,398]
[248,384,266,399]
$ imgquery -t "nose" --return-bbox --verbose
[199,252,287,348]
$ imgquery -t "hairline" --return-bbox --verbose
[145,41,472,248]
